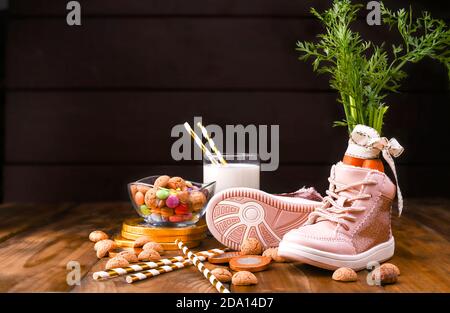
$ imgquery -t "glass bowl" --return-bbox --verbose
[127,175,215,227]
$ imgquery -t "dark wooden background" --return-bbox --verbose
[1,0,449,202]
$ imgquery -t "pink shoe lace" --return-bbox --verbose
[305,177,377,231]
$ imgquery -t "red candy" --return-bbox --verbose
[175,204,189,215]
[169,215,184,223]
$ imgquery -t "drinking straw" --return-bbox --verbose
[176,239,231,293]
[197,122,227,166]
[183,122,219,165]
[93,248,228,280]
[126,260,192,284]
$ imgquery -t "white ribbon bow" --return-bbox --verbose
[345,125,404,215]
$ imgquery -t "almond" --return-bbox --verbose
[117,250,139,263]
[211,268,232,283]
[167,176,186,190]
[371,264,398,284]
[154,175,170,188]
[381,263,400,276]
[262,248,286,263]
[137,184,150,194]
[89,230,109,243]
[144,188,158,209]
[105,256,129,270]
[332,267,357,282]
[142,242,164,254]
[96,240,117,258]
[94,241,102,251]
[231,271,258,286]
[133,236,153,248]
[138,248,161,262]
[189,191,207,212]
[240,238,263,255]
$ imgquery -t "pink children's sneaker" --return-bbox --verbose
[278,162,397,270]
[206,187,322,250]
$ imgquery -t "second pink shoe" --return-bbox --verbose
[278,162,397,270]
[206,187,322,250]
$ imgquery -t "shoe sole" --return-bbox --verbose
[278,237,395,271]
[206,187,319,250]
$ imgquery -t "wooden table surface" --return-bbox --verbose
[0,199,449,293]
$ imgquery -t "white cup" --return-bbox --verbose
[203,153,260,193]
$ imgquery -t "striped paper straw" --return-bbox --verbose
[183,122,219,165]
[93,248,228,280]
[126,260,192,283]
[176,239,231,293]
[197,122,227,165]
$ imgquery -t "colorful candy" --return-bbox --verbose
[130,175,209,224]
[151,208,161,214]
[169,215,184,223]
[156,199,166,208]
[160,207,174,217]
[156,188,170,200]
[166,194,180,209]
[150,213,162,222]
[134,192,145,206]
[175,203,189,215]
[140,205,151,215]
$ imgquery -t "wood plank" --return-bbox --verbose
[290,214,450,292]
[293,263,386,292]
[235,202,450,292]
[0,203,74,243]
[5,91,449,164]
[74,235,227,292]
[10,0,450,18]
[0,199,448,292]
[401,198,450,240]
[75,213,450,293]
[77,235,360,293]
[385,213,450,292]
[3,164,450,202]
[231,262,313,292]
[0,202,131,292]
[6,19,449,91]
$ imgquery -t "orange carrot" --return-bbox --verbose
[343,155,364,167]
[362,159,384,172]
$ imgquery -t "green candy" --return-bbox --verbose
[140,204,151,215]
[156,189,170,200]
